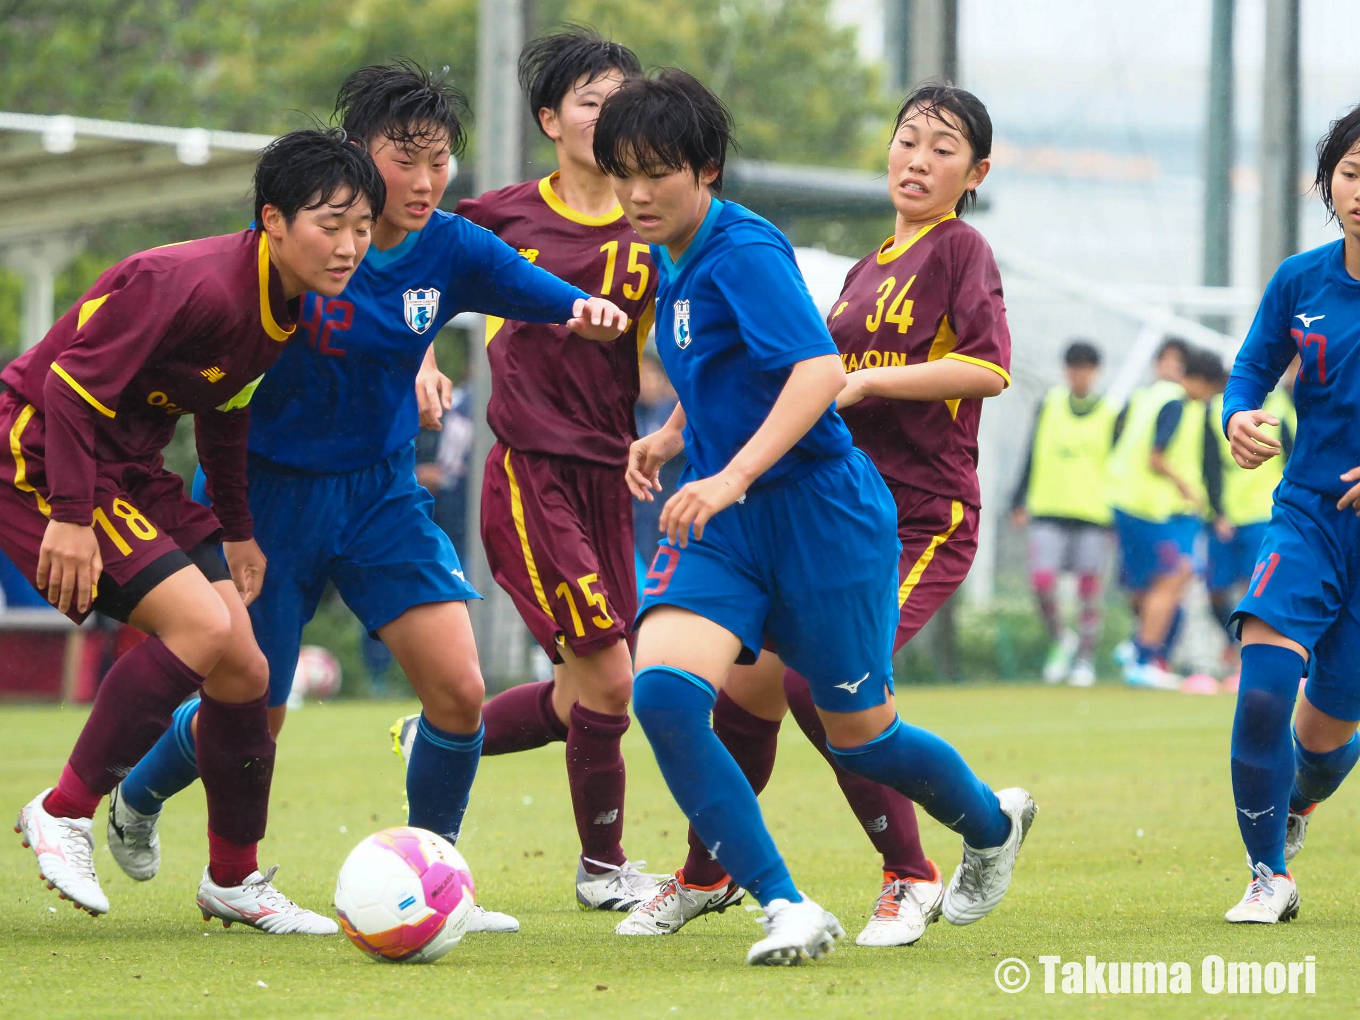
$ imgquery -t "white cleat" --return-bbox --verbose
[106,784,160,882]
[576,857,665,912]
[942,787,1037,926]
[1112,639,1136,668]
[1284,806,1313,863]
[856,862,943,947]
[1068,659,1097,688]
[15,789,108,916]
[390,713,419,765]
[197,865,338,934]
[615,870,746,935]
[468,903,520,933]
[746,895,844,966]
[1123,660,1182,691]
[1225,861,1299,924]
[1043,630,1079,683]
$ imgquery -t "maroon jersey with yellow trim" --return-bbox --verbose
[456,173,657,466]
[0,229,298,539]
[830,214,1010,508]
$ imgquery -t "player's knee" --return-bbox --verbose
[170,596,234,666]
[1031,570,1057,594]
[586,669,633,715]
[1076,573,1102,599]
[420,666,485,729]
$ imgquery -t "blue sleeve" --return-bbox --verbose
[710,241,837,370]
[1222,267,1296,433]
[453,220,588,322]
[1152,400,1183,451]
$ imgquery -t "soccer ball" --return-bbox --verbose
[334,827,475,963]
[292,645,342,700]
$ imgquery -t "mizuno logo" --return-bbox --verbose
[1238,806,1274,820]
[1296,313,1325,328]
[450,569,465,581]
[835,672,871,695]
[200,366,225,383]
[707,841,722,860]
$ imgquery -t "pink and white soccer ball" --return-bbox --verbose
[335,827,475,963]
[293,645,341,700]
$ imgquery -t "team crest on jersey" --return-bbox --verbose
[673,299,692,349]
[403,288,441,334]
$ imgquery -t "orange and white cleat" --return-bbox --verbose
[855,861,943,947]
[15,789,108,916]
[615,869,745,935]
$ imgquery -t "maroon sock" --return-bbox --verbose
[566,703,629,871]
[197,691,274,886]
[681,689,782,887]
[44,764,101,820]
[482,680,568,755]
[55,635,203,812]
[784,669,933,881]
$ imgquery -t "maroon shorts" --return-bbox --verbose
[0,392,223,623]
[893,485,979,650]
[480,442,637,662]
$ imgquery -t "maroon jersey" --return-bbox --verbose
[0,229,298,539]
[830,215,1010,508]
[456,173,657,466]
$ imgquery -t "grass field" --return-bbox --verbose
[2,685,1357,1019]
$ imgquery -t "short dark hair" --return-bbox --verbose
[335,59,469,156]
[1064,341,1101,367]
[593,69,736,191]
[253,129,385,225]
[1183,346,1226,383]
[1313,103,1360,223]
[1156,336,1191,362]
[519,26,642,138]
[892,81,993,216]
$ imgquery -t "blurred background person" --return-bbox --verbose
[1010,340,1117,687]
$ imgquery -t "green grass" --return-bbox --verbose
[2,686,1357,1019]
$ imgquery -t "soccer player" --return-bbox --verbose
[398,28,663,913]
[1220,105,1360,923]
[1011,341,1117,687]
[594,70,1036,965]
[1107,346,1223,689]
[6,130,383,929]
[111,62,628,932]
[1206,373,1294,683]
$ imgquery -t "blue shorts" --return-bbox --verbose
[1207,520,1269,592]
[1231,479,1360,721]
[194,443,479,706]
[636,449,901,714]
[1114,510,1199,591]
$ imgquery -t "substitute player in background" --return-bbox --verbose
[595,70,1035,965]
[7,130,383,930]
[620,82,1026,949]
[1011,341,1117,687]
[113,63,628,933]
[399,29,662,913]
[1220,105,1360,924]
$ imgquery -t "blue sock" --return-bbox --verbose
[1159,606,1184,661]
[406,715,482,845]
[120,698,202,815]
[1290,730,1360,813]
[632,666,799,906]
[830,717,1010,849]
[1230,644,1305,874]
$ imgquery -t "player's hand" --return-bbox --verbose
[1226,409,1282,469]
[567,297,629,342]
[1337,466,1360,515]
[659,470,746,547]
[416,361,454,431]
[1213,516,1236,542]
[626,429,686,501]
[1011,508,1028,529]
[835,371,871,410]
[223,538,267,607]
[36,520,102,615]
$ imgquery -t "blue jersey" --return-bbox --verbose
[1223,239,1360,498]
[652,199,853,486]
[248,209,587,473]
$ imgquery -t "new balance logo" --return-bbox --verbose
[863,814,889,834]
[1296,313,1325,328]
[200,366,225,383]
[592,809,619,825]
[835,672,871,695]
[1239,806,1275,820]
